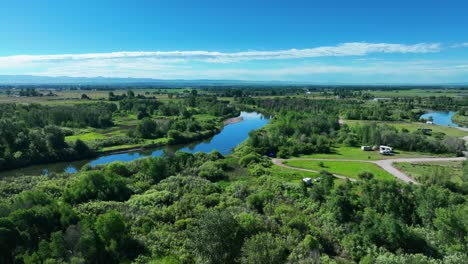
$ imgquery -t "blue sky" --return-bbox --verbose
[0,0,467,83]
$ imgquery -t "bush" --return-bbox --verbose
[358,171,374,180]
[240,232,288,264]
[198,161,225,181]
[105,162,131,177]
[63,171,131,204]
[239,153,261,167]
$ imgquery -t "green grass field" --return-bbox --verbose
[393,161,464,184]
[0,88,194,105]
[270,164,321,183]
[344,119,468,138]
[298,146,451,161]
[284,159,395,181]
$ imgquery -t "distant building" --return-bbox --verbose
[426,121,433,125]
[302,178,312,186]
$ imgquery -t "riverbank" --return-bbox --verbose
[90,112,247,154]
[452,112,468,127]
[0,112,269,177]
[0,114,234,174]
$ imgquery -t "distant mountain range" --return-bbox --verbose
[0,75,467,87]
[0,75,267,86]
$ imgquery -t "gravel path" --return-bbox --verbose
[272,157,466,184]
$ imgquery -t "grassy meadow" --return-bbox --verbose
[393,161,465,184]
[298,145,453,161]
[284,159,395,181]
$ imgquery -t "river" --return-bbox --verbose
[0,111,270,177]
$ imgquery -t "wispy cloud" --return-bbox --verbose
[451,43,468,48]
[1,42,467,83]
[27,60,468,83]
[0,42,441,65]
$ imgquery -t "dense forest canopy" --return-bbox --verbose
[1,150,467,263]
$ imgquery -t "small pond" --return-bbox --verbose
[420,111,458,127]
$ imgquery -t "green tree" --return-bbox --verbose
[44,125,67,150]
[190,210,243,264]
[0,218,21,263]
[63,171,131,204]
[287,235,320,264]
[95,211,126,242]
[434,204,467,251]
[198,161,225,181]
[240,232,288,264]
[137,118,157,138]
[74,139,90,155]
[358,171,374,180]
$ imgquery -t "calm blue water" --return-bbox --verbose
[0,112,269,177]
[178,112,269,155]
[420,111,458,127]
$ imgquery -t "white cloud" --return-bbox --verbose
[0,42,441,66]
[26,60,468,82]
[2,42,467,83]
[451,43,468,48]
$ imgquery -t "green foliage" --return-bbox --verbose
[1,150,467,263]
[247,111,336,157]
[63,171,131,204]
[345,123,465,155]
[1,90,468,263]
[190,210,243,264]
[247,190,273,213]
[434,204,467,252]
[95,210,126,242]
[137,118,158,138]
[358,171,375,180]
[240,232,288,264]
[198,161,225,181]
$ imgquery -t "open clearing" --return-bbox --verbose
[284,159,394,181]
[344,119,468,138]
[298,146,454,161]
[274,156,466,184]
[393,161,464,184]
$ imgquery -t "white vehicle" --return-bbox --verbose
[379,145,393,155]
[302,178,312,186]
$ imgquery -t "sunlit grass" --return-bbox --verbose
[285,160,395,181]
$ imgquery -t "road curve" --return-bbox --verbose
[272,157,466,184]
